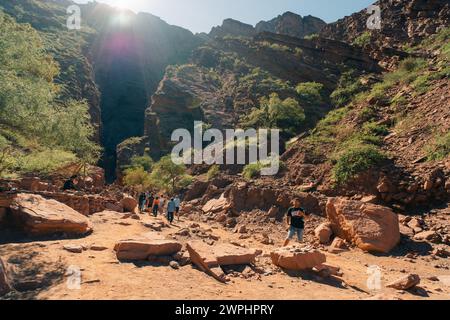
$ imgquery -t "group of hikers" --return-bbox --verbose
[138,192,181,224]
[62,174,308,246]
[137,191,307,246]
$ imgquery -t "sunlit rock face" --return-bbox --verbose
[210,12,326,40]
[256,12,326,39]
[0,0,203,181]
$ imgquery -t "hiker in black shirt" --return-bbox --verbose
[284,198,307,246]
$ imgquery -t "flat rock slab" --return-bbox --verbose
[63,245,84,253]
[9,193,92,236]
[271,246,326,270]
[115,234,182,261]
[187,241,257,267]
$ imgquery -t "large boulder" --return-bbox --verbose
[9,194,93,236]
[326,198,400,253]
[186,241,257,267]
[314,223,333,244]
[0,257,12,296]
[114,234,182,260]
[120,195,138,213]
[271,246,326,270]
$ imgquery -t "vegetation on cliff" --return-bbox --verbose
[0,12,100,177]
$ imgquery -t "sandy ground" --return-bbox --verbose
[0,210,449,300]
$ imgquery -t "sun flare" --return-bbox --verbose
[112,0,138,11]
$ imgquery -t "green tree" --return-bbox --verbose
[149,155,192,193]
[296,82,324,105]
[241,93,305,139]
[0,12,100,176]
[123,167,152,191]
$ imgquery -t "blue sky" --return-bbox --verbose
[74,0,376,33]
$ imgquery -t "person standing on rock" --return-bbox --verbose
[152,196,160,217]
[173,195,181,220]
[284,198,307,247]
[167,198,176,224]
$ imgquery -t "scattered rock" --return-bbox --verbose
[314,223,333,244]
[173,251,190,266]
[90,245,108,251]
[63,245,84,253]
[414,231,441,243]
[386,274,421,290]
[143,222,162,231]
[328,237,349,254]
[326,198,400,253]
[399,224,414,237]
[313,263,343,277]
[270,246,326,270]
[9,193,93,236]
[215,213,227,223]
[407,218,423,230]
[169,261,180,269]
[238,225,248,234]
[432,248,449,258]
[267,206,279,218]
[175,228,191,237]
[427,276,439,282]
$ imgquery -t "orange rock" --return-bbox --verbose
[271,246,326,270]
[314,223,333,244]
[202,195,231,213]
[387,274,420,290]
[328,237,349,253]
[120,195,138,213]
[10,194,93,236]
[326,198,400,253]
[186,241,257,267]
[114,235,182,260]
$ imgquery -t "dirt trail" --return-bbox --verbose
[0,210,449,300]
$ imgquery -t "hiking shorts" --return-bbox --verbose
[286,226,304,241]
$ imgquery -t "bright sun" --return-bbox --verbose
[113,0,136,11]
